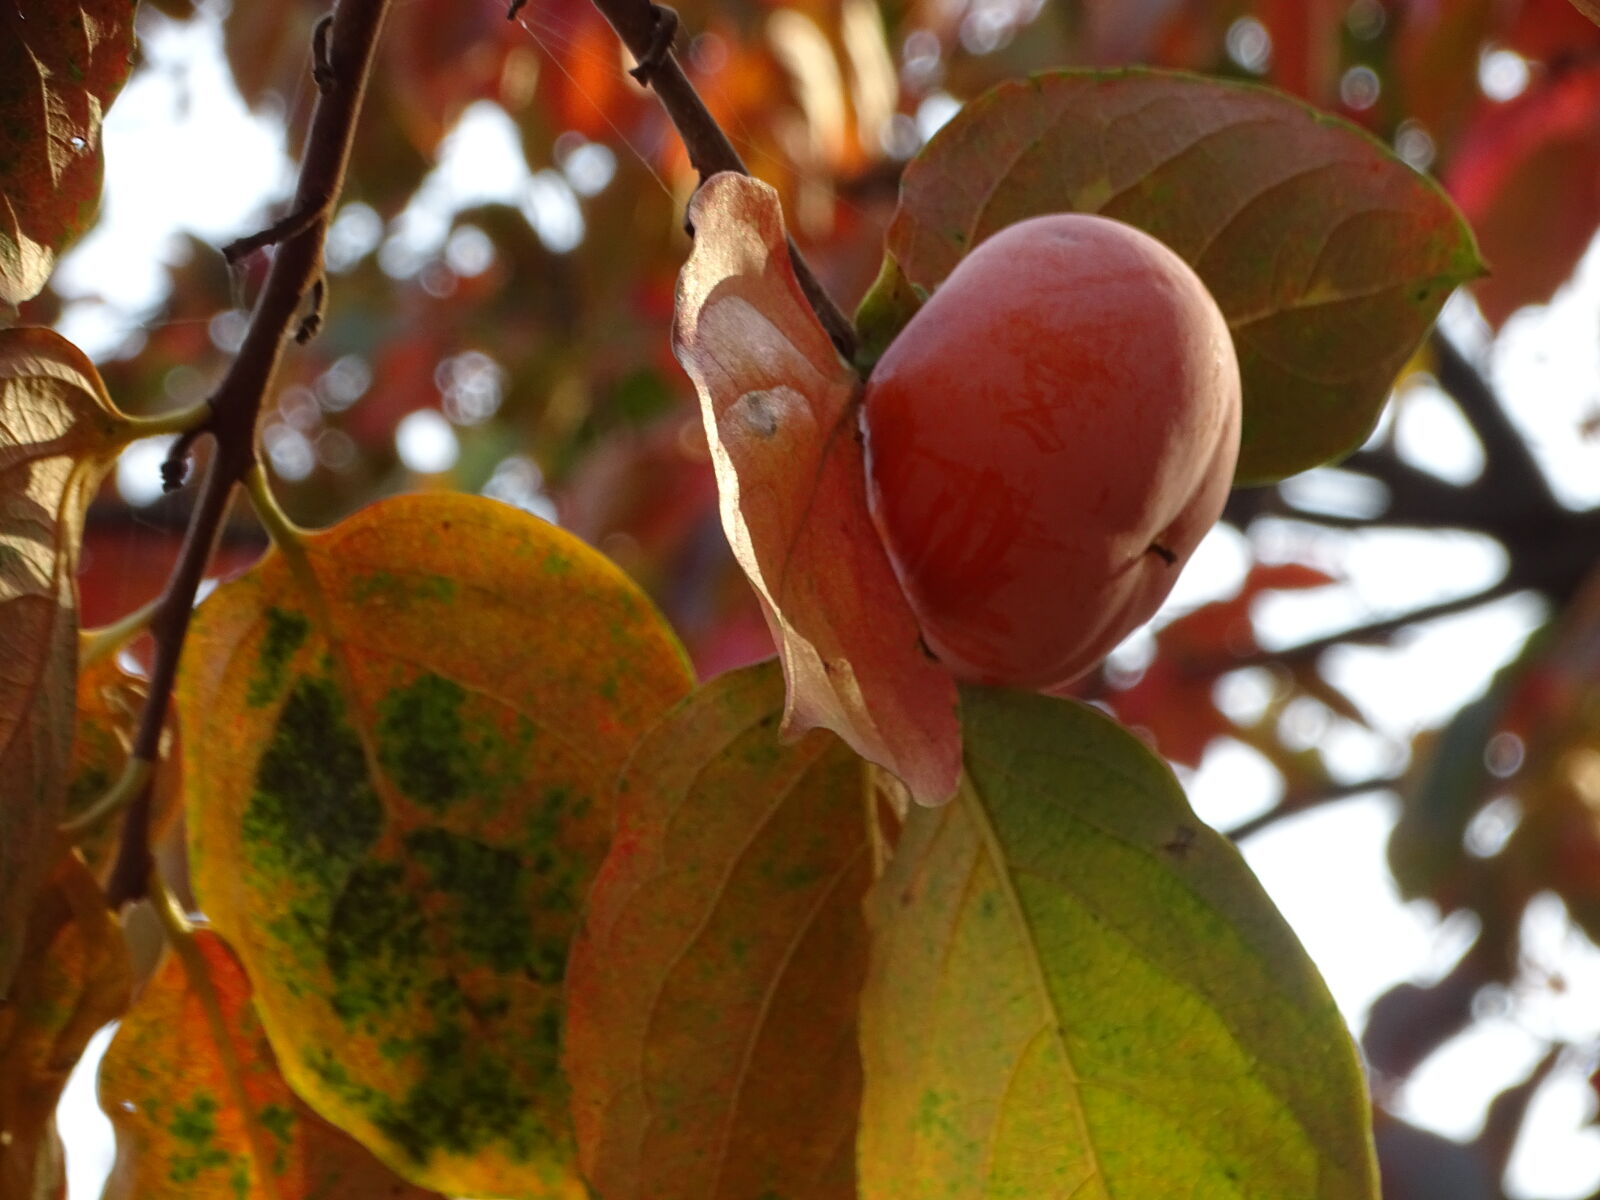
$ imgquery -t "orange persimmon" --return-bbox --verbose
[863,213,1242,689]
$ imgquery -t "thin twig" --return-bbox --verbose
[1430,330,1558,512]
[1226,773,1405,841]
[550,0,859,360]
[1213,577,1525,677]
[104,0,392,907]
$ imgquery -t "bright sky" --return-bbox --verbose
[51,7,1600,1198]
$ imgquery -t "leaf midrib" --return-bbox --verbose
[958,777,1106,1198]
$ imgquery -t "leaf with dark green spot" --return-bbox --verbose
[858,687,1379,1199]
[180,492,693,1199]
[0,854,131,1199]
[0,328,133,996]
[0,1,137,306]
[100,927,450,1200]
[862,69,1484,483]
[566,661,870,1199]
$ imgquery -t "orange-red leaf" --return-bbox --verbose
[673,172,961,805]
[99,928,448,1200]
[0,854,132,1198]
[180,492,693,1198]
[565,662,869,1199]
[0,1,137,305]
[1446,67,1600,327]
[0,328,130,995]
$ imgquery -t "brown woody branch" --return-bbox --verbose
[1429,330,1558,512]
[532,0,860,361]
[105,0,391,906]
[1225,773,1406,842]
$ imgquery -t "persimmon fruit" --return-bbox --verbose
[862,213,1242,690]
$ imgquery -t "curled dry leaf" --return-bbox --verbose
[565,662,870,1199]
[0,1,138,305]
[673,171,961,805]
[0,327,131,996]
[0,854,132,1199]
[1446,65,1600,327]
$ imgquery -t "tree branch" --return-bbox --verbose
[1229,331,1565,539]
[104,0,391,907]
[1254,578,1525,667]
[1430,330,1559,512]
[547,0,859,361]
[1226,773,1405,841]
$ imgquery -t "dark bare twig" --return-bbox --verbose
[1226,773,1406,841]
[105,0,391,907]
[1231,577,1525,672]
[222,200,324,264]
[531,0,859,359]
[1231,327,1562,537]
[1430,330,1559,512]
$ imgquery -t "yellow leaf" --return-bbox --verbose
[859,688,1379,1198]
[181,492,693,1199]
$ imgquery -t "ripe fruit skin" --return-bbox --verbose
[863,213,1242,690]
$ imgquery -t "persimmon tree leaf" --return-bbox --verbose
[859,687,1379,1199]
[0,853,132,1199]
[179,492,694,1199]
[67,648,180,878]
[0,1,137,306]
[0,327,131,997]
[565,661,870,1199]
[673,171,962,805]
[1445,66,1600,327]
[864,69,1484,484]
[100,927,449,1200]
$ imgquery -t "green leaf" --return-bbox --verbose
[858,687,1379,1199]
[100,927,450,1200]
[866,69,1484,484]
[180,492,694,1199]
[0,327,130,996]
[0,1,138,306]
[565,661,870,1199]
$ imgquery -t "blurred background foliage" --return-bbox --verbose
[24,0,1600,1195]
